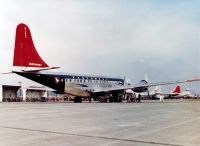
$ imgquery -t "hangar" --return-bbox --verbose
[0,85,65,102]
[2,85,21,102]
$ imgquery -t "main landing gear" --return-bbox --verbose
[74,96,82,103]
[109,93,123,102]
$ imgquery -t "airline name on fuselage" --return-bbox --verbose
[29,62,42,67]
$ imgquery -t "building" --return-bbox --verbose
[1,85,64,102]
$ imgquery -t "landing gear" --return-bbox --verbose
[109,96,114,102]
[74,96,82,103]
[109,93,123,102]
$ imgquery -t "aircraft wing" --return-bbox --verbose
[93,78,200,93]
[147,79,200,87]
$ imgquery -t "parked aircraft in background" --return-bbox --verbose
[149,85,193,101]
[169,86,192,98]
[11,23,200,102]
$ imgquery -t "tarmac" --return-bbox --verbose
[0,100,200,146]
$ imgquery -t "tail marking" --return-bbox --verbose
[13,23,49,68]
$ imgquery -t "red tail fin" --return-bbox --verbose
[172,86,181,93]
[13,23,49,68]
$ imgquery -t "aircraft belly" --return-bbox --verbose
[64,83,90,97]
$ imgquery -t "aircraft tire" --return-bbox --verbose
[109,96,114,102]
[118,95,122,102]
[74,96,82,103]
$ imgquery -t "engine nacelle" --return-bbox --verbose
[139,80,148,85]
[132,80,148,93]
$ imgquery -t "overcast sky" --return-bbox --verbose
[0,0,200,93]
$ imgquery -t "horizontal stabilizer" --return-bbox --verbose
[21,66,60,72]
[1,72,13,74]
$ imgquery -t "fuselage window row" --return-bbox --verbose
[65,77,110,83]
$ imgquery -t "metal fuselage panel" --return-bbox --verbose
[62,75,125,97]
[14,71,125,97]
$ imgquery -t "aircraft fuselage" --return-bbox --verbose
[14,71,125,97]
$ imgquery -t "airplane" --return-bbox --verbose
[149,85,192,101]
[168,86,192,98]
[11,23,200,102]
